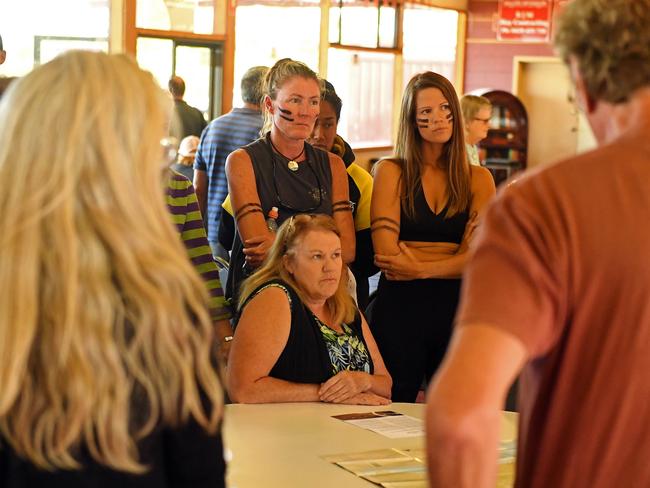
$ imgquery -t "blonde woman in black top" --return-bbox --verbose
[229,214,391,404]
[225,58,355,303]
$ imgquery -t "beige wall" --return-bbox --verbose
[514,57,596,169]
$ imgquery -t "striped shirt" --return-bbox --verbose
[194,107,263,241]
[166,171,231,322]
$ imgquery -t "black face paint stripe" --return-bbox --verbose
[446,112,453,121]
[278,106,294,122]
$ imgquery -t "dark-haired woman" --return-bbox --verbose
[368,72,496,402]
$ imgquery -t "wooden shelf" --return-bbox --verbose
[473,89,529,186]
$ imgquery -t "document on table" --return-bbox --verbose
[331,410,424,438]
[324,441,517,488]
[322,448,427,488]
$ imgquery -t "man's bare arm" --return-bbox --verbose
[426,324,527,488]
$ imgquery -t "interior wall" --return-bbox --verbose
[464,0,555,93]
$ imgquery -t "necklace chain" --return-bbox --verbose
[268,136,305,162]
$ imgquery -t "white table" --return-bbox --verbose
[223,402,517,488]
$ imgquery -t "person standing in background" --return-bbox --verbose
[194,66,268,259]
[169,75,207,139]
[369,72,495,402]
[427,1,650,487]
[460,94,492,166]
[171,135,199,181]
[225,58,354,305]
[307,80,377,310]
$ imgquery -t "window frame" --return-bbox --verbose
[321,0,466,150]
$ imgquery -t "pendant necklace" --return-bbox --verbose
[268,136,305,172]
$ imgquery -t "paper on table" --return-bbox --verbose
[381,482,428,488]
[332,410,424,438]
[323,448,427,487]
[324,441,517,488]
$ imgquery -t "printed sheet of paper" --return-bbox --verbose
[332,410,424,438]
[322,448,427,488]
[324,442,517,488]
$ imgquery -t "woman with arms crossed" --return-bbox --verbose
[225,59,355,304]
[368,72,495,402]
[228,215,391,405]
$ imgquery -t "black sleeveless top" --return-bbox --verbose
[226,135,333,301]
[399,186,469,243]
[237,280,372,384]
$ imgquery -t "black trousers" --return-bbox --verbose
[367,276,461,402]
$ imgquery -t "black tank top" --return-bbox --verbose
[399,187,469,243]
[226,134,333,302]
[245,133,333,221]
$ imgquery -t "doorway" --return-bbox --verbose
[513,57,596,169]
[136,36,224,122]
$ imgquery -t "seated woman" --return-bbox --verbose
[228,214,391,405]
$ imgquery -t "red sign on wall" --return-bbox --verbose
[497,0,553,43]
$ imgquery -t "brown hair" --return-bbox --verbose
[261,58,323,134]
[394,71,471,219]
[554,0,650,103]
[238,214,356,326]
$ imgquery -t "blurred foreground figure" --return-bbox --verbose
[426,1,650,487]
[0,51,225,487]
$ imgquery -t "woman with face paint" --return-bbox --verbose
[307,81,377,310]
[367,72,496,402]
[225,58,355,305]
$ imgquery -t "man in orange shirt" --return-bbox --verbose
[426,1,650,487]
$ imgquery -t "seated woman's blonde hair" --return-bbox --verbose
[239,214,356,326]
[0,51,222,473]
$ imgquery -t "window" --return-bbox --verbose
[0,0,109,76]
[402,5,459,87]
[329,0,398,49]
[327,49,394,147]
[136,37,174,89]
[233,3,321,107]
[136,0,227,36]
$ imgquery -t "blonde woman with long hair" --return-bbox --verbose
[0,51,225,486]
[224,58,355,304]
[368,72,496,402]
[228,214,391,405]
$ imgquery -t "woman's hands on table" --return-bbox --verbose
[319,372,391,405]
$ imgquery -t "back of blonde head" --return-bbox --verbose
[0,51,222,472]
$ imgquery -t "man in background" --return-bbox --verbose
[194,65,268,258]
[169,75,206,139]
[426,0,650,487]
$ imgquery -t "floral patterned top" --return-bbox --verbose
[243,281,373,381]
[313,315,371,374]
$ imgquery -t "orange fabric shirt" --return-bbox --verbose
[457,141,650,488]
